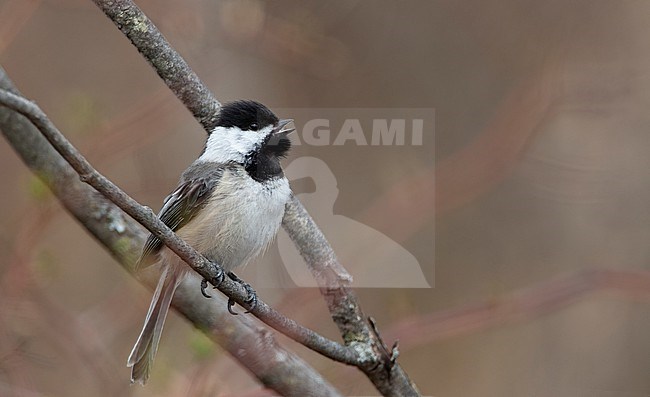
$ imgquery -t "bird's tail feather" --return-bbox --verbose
[127,263,183,384]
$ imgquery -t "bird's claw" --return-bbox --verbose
[227,272,257,315]
[200,278,211,298]
[200,262,225,299]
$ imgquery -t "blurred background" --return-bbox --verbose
[1,0,650,396]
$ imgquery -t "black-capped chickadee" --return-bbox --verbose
[127,100,294,384]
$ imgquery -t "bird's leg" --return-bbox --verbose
[200,261,225,299]
[226,271,257,315]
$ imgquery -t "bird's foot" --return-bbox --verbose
[227,271,257,315]
[200,261,225,298]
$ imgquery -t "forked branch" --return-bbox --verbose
[90,0,420,395]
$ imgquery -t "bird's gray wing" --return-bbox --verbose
[136,173,221,269]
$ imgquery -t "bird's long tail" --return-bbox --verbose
[127,263,183,384]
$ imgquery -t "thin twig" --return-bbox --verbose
[0,68,344,396]
[385,268,650,350]
[0,88,359,367]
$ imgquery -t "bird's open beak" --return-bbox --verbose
[273,119,295,135]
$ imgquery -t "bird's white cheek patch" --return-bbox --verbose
[199,126,268,163]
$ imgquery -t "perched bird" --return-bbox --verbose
[127,100,294,384]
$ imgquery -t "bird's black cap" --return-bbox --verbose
[214,100,279,132]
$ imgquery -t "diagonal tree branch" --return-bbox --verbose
[0,87,359,366]
[0,67,343,397]
[90,0,420,395]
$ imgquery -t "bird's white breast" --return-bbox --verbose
[175,167,291,271]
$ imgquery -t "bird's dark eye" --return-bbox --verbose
[249,123,259,131]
